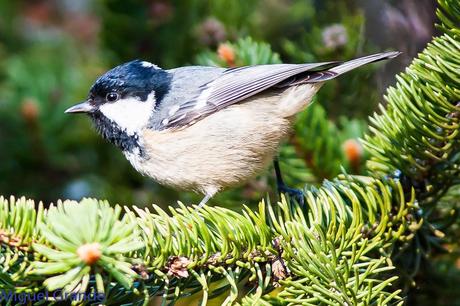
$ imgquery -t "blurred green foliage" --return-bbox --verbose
[0,0,386,208]
[2,0,458,305]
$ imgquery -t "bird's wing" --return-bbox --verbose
[159,62,339,130]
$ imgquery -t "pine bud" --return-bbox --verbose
[197,18,226,47]
[343,139,363,166]
[77,242,102,265]
[322,24,348,50]
[149,1,173,24]
[217,43,235,67]
[21,98,39,122]
[167,256,190,278]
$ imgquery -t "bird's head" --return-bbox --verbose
[65,60,171,151]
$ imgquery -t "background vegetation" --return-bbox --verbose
[0,0,434,207]
[2,0,459,305]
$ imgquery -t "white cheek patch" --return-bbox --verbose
[99,92,156,135]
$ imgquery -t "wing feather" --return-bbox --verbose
[161,62,339,129]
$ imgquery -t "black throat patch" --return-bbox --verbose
[90,111,144,156]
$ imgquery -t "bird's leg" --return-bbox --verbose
[273,158,305,206]
[197,193,212,209]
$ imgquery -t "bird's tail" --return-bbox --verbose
[329,51,401,75]
[277,51,400,117]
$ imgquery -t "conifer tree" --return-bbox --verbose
[0,1,459,305]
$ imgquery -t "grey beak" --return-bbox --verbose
[65,101,94,114]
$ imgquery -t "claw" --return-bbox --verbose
[273,158,305,207]
[278,185,305,206]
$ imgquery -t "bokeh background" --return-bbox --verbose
[0,0,437,206]
[1,1,453,304]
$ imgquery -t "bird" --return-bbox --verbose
[65,51,400,207]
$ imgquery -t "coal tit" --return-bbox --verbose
[65,52,399,207]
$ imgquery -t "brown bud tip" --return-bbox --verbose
[21,98,39,121]
[77,242,102,265]
[217,43,235,67]
[343,139,363,165]
[197,18,226,46]
[167,256,190,278]
[272,258,288,284]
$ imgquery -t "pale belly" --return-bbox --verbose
[125,84,320,197]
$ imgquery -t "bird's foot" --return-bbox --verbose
[273,158,305,207]
[278,184,305,207]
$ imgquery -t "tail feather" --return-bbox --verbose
[329,51,401,75]
[276,51,401,86]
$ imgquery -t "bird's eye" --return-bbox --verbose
[106,92,119,102]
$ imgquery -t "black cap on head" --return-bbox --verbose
[65,60,172,114]
[89,60,172,106]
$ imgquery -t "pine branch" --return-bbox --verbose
[362,0,460,286]
[1,176,416,305]
[363,32,460,205]
[364,0,460,206]
[0,1,458,305]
